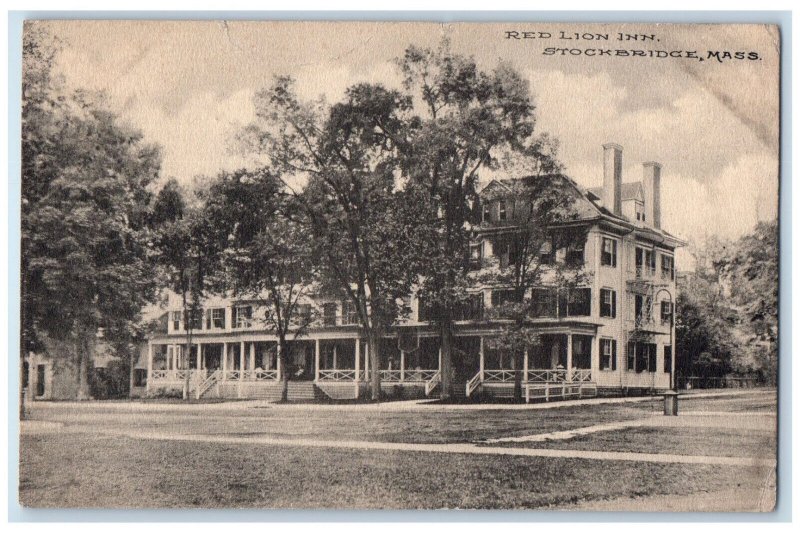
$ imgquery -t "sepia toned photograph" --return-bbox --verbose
[18,19,779,512]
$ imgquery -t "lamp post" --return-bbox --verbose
[654,287,678,415]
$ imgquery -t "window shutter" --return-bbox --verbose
[611,291,617,318]
[611,340,617,370]
[205,309,211,330]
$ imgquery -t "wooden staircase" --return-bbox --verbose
[286,381,325,402]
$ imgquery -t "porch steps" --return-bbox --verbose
[286,381,325,402]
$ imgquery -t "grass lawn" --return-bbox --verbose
[19,432,771,509]
[18,390,777,510]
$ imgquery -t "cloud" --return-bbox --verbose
[526,68,778,250]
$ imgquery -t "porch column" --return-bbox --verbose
[333,345,338,369]
[222,342,228,379]
[314,339,320,382]
[249,343,256,372]
[523,349,529,382]
[400,350,405,382]
[364,341,369,380]
[146,342,153,392]
[196,343,201,372]
[438,346,443,372]
[354,338,361,382]
[479,336,485,381]
[524,347,531,404]
[566,334,574,382]
[238,341,245,398]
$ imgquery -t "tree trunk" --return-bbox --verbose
[129,348,136,400]
[278,339,289,402]
[76,333,91,401]
[439,319,454,400]
[367,330,381,402]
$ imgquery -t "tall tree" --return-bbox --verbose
[151,179,224,399]
[22,26,161,400]
[478,174,588,400]
[203,168,318,401]
[396,38,548,399]
[239,78,429,400]
[717,219,778,383]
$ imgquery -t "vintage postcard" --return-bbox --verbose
[19,20,779,511]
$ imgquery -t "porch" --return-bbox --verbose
[146,331,598,402]
[465,333,598,402]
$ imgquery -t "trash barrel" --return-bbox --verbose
[663,390,679,416]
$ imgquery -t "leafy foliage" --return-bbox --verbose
[677,220,778,383]
[22,26,162,399]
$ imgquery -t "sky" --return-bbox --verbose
[38,20,780,262]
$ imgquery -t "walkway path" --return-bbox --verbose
[110,428,775,468]
[486,411,776,444]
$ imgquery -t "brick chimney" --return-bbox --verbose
[642,161,662,229]
[602,143,623,215]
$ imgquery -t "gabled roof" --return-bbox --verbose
[479,175,685,246]
[587,182,643,202]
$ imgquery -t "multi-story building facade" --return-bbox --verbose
[146,143,684,401]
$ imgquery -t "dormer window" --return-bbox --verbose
[499,201,507,221]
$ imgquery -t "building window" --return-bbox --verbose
[661,254,675,281]
[294,303,312,324]
[627,342,636,371]
[663,345,672,373]
[635,247,656,277]
[660,301,673,325]
[565,239,585,266]
[531,288,557,317]
[601,237,617,267]
[482,203,491,223]
[564,288,591,317]
[572,335,592,369]
[323,303,337,326]
[632,342,657,373]
[171,311,181,331]
[133,368,147,387]
[469,243,482,268]
[600,338,617,370]
[184,309,203,330]
[233,305,252,329]
[206,307,225,329]
[341,300,358,325]
[499,201,507,221]
[600,288,617,318]
[539,240,553,265]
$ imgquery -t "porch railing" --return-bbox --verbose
[483,369,516,382]
[570,369,593,382]
[403,369,438,382]
[318,369,359,381]
[223,369,280,381]
[249,369,279,381]
[465,371,482,397]
[527,369,567,382]
[379,369,403,382]
[424,370,441,396]
[150,369,195,382]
